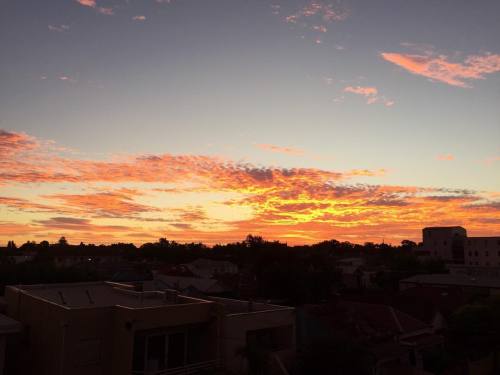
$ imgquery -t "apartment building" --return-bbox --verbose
[4,281,295,375]
[464,237,500,267]
[422,226,467,263]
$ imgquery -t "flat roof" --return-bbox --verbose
[400,274,500,289]
[12,282,208,309]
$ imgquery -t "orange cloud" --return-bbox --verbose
[76,0,96,8]
[44,189,159,218]
[0,130,38,157]
[381,50,500,87]
[256,144,305,156]
[0,130,499,245]
[437,154,455,161]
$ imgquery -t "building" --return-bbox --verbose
[336,258,377,290]
[298,300,443,375]
[464,236,500,267]
[399,274,500,296]
[422,226,467,263]
[0,314,22,375]
[185,258,238,278]
[4,281,295,375]
[207,297,295,374]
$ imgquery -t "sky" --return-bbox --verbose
[0,0,499,245]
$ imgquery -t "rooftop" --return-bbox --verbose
[10,281,208,309]
[206,296,294,315]
[401,274,500,289]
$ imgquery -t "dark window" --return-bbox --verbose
[444,241,447,246]
[486,251,489,257]
[475,251,478,256]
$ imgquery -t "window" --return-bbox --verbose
[133,330,189,373]
[443,241,447,246]
[468,252,472,256]
[475,251,478,256]
[486,251,489,257]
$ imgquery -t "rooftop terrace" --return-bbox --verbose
[11,281,207,309]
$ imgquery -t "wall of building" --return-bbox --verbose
[464,237,500,267]
[5,287,219,375]
[220,308,295,374]
[422,227,467,262]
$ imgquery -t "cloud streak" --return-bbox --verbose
[381,49,500,88]
[256,144,305,156]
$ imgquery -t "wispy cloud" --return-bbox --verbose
[343,86,394,107]
[132,15,146,21]
[58,76,78,83]
[256,144,305,156]
[75,0,114,15]
[97,7,114,15]
[381,47,500,88]
[48,24,70,32]
[285,1,348,24]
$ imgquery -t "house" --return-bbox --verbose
[185,258,239,278]
[4,281,295,375]
[298,300,443,375]
[392,286,466,332]
[337,257,377,290]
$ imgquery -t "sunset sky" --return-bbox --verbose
[1,0,499,245]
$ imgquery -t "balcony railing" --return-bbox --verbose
[133,360,218,375]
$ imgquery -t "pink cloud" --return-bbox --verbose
[381,50,500,88]
[132,15,146,21]
[343,86,394,107]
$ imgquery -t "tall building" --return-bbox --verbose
[422,226,467,263]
